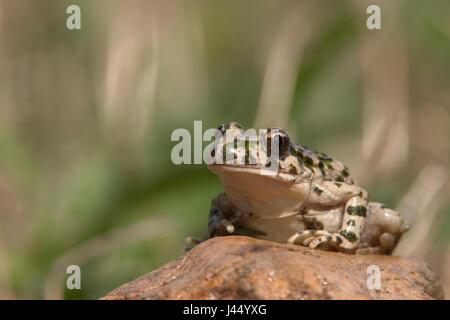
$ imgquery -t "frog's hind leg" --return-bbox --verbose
[335,196,368,251]
[288,230,359,253]
[355,202,410,254]
[355,232,400,255]
[289,196,368,253]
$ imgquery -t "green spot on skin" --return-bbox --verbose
[336,237,343,244]
[342,168,349,177]
[304,156,314,166]
[358,192,363,198]
[327,164,334,170]
[347,220,356,226]
[317,152,332,161]
[318,161,324,169]
[336,176,344,182]
[244,140,251,164]
[222,144,232,162]
[339,230,358,242]
[334,182,342,188]
[313,187,323,195]
[346,205,367,217]
[288,164,298,174]
[326,235,332,241]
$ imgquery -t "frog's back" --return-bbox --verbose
[290,143,354,184]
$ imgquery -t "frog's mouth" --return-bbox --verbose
[208,164,300,182]
[208,164,309,219]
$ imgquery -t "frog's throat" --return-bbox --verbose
[208,164,310,219]
[208,164,300,181]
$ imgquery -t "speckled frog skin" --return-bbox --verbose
[191,122,409,254]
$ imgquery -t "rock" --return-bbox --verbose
[102,236,444,300]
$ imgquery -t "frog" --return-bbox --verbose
[187,122,410,254]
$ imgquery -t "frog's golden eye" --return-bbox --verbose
[217,122,244,134]
[266,128,290,156]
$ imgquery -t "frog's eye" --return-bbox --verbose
[266,128,290,156]
[217,122,244,135]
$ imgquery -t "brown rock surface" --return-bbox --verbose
[102,236,444,300]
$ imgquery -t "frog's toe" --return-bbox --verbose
[379,232,396,248]
[308,237,323,249]
[185,236,202,245]
[308,234,337,249]
[308,232,359,253]
[302,237,316,246]
[288,230,313,245]
[219,219,235,234]
[288,230,329,246]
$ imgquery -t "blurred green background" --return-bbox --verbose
[0,0,449,299]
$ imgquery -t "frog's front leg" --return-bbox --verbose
[206,192,242,238]
[186,192,241,249]
[288,182,368,253]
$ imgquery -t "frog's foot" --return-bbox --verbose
[288,230,357,253]
[206,193,241,238]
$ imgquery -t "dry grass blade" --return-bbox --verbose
[440,245,450,299]
[253,4,315,130]
[394,164,448,257]
[100,0,160,144]
[360,35,409,183]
